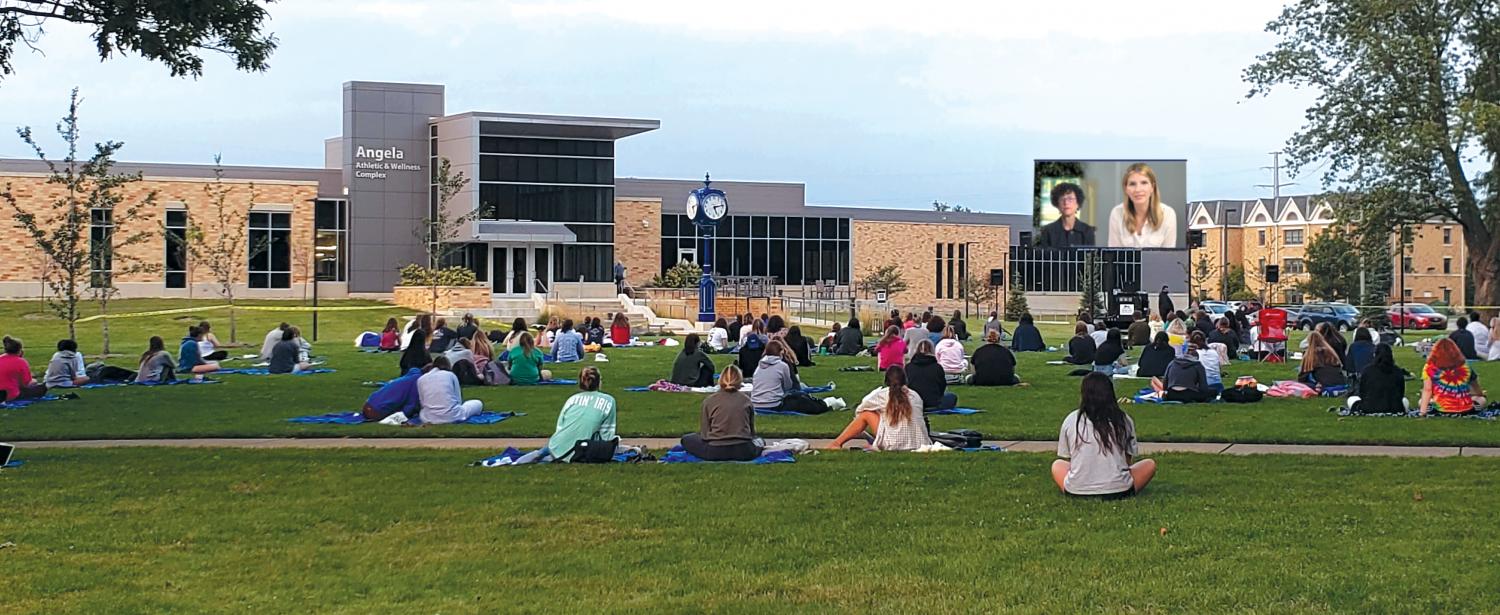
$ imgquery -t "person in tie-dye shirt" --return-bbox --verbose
[1419,338,1487,415]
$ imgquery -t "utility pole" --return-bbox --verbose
[1255,151,1296,302]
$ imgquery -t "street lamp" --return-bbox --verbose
[685,174,728,323]
[1220,205,1237,301]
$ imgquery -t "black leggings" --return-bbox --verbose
[681,433,762,461]
[204,350,229,361]
[1164,388,1217,403]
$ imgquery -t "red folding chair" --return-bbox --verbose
[1256,308,1288,363]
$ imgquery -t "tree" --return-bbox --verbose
[1077,251,1103,316]
[1,88,154,344]
[1245,0,1500,315]
[1189,252,1217,302]
[857,264,909,297]
[1299,226,1360,301]
[183,157,259,343]
[931,200,973,213]
[1004,270,1029,321]
[961,274,996,309]
[1223,264,1257,301]
[410,157,474,314]
[0,1,277,80]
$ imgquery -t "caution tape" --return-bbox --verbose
[74,303,403,322]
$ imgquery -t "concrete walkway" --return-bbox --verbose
[10,438,1500,457]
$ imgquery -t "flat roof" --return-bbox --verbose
[0,158,341,196]
[617,177,1029,227]
[442,111,660,140]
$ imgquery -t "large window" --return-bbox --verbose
[934,242,969,300]
[660,214,851,285]
[1283,229,1304,245]
[165,209,188,288]
[248,211,291,289]
[89,208,113,288]
[314,200,347,282]
[1283,257,1305,275]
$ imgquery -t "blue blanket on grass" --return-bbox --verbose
[2,460,23,469]
[754,406,981,417]
[79,378,222,389]
[1131,387,1223,404]
[660,445,796,464]
[217,367,336,376]
[625,383,833,394]
[474,446,641,466]
[513,379,577,386]
[287,411,523,425]
[0,395,63,410]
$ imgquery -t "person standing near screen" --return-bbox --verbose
[1107,163,1178,248]
[1038,182,1095,248]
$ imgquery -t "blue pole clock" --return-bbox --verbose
[687,173,728,322]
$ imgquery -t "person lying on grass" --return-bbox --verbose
[416,356,484,425]
[1052,372,1156,499]
[828,365,931,451]
[362,367,422,421]
[680,364,762,461]
[1419,337,1488,416]
[135,336,175,384]
[178,326,221,382]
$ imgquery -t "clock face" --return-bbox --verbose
[686,192,700,219]
[703,193,728,220]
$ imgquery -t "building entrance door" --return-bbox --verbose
[490,244,552,297]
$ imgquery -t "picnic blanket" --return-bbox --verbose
[514,378,577,386]
[287,411,523,425]
[78,378,222,389]
[0,395,65,410]
[625,382,834,394]
[473,445,642,466]
[660,445,796,464]
[217,367,336,376]
[1331,405,1500,420]
[928,407,983,415]
[2,460,23,469]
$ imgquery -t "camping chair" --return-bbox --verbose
[1256,308,1288,363]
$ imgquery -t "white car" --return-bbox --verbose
[1200,302,1230,321]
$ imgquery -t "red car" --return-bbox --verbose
[1386,304,1447,330]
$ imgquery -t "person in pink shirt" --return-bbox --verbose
[0,336,47,402]
[874,326,907,371]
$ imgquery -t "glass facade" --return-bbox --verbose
[660,214,851,285]
[315,200,348,282]
[164,209,188,288]
[89,208,113,288]
[248,211,292,289]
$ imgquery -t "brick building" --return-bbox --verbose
[1187,196,1468,306]
[0,80,1025,313]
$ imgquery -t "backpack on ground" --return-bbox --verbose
[569,437,620,463]
[929,429,983,449]
[1220,386,1264,403]
[484,360,511,386]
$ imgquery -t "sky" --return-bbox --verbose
[0,0,1325,215]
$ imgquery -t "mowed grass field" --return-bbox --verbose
[3,447,1499,613]
[0,299,1496,445]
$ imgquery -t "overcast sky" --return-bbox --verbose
[0,1,1323,214]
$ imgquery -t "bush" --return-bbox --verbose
[650,261,702,289]
[398,264,477,287]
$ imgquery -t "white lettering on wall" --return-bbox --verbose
[354,145,406,162]
[351,144,421,181]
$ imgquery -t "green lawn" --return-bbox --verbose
[5,447,1500,612]
[1,299,1496,445]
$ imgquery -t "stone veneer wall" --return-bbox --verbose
[612,197,662,289]
[851,221,1009,314]
[392,285,491,313]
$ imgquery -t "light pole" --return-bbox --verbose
[1220,206,1236,301]
[686,175,727,323]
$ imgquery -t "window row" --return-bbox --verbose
[660,215,851,240]
[477,134,614,157]
[661,237,851,286]
[934,243,969,300]
[479,155,614,185]
[478,184,614,223]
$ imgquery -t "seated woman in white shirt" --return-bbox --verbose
[416,356,484,424]
[1052,372,1157,498]
[1107,163,1179,248]
[933,326,968,383]
[827,365,931,452]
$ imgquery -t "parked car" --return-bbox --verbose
[1200,302,1231,321]
[1295,302,1361,331]
[1386,303,1447,330]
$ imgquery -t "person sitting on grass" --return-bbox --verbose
[44,338,89,389]
[906,339,957,411]
[399,329,432,377]
[540,317,562,349]
[379,318,402,352]
[968,329,1020,386]
[428,318,459,355]
[444,336,475,368]
[1052,372,1156,498]
[1207,318,1239,357]
[785,326,816,367]
[1344,327,1376,380]
[1010,312,1046,352]
[671,333,716,387]
[544,367,617,462]
[680,363,762,461]
[0,336,48,401]
[1135,332,1176,379]
[1347,343,1409,414]
[1090,320,1109,348]
[949,310,970,341]
[455,313,479,342]
[501,318,529,353]
[818,322,841,354]
[1151,343,1214,403]
[509,332,553,385]
[983,311,1007,341]
[416,356,484,425]
[1093,328,1131,376]
[269,326,315,374]
[1418,337,1487,416]
[551,319,585,363]
[737,312,756,343]
[750,339,828,414]
[1450,317,1480,361]
[135,336,176,384]
[1297,331,1346,389]
[585,317,607,347]
[197,321,232,361]
[260,322,290,361]
[178,326,221,381]
[1490,316,1500,362]
[1127,312,1151,348]
[828,365,931,451]
[833,317,864,356]
[925,314,948,347]
[1064,322,1096,365]
[610,313,631,346]
[766,315,788,341]
[874,325,907,371]
[361,366,423,421]
[708,317,730,353]
[935,326,969,382]
[1466,310,1491,358]
[738,319,769,378]
[903,312,918,329]
[1189,331,1223,393]
[1306,322,1347,360]
[902,315,931,362]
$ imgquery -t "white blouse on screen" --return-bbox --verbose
[1107,203,1178,248]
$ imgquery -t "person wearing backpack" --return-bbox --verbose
[1052,372,1156,498]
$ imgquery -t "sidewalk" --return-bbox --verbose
[10,438,1500,457]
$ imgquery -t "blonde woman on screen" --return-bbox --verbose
[1107,163,1178,248]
